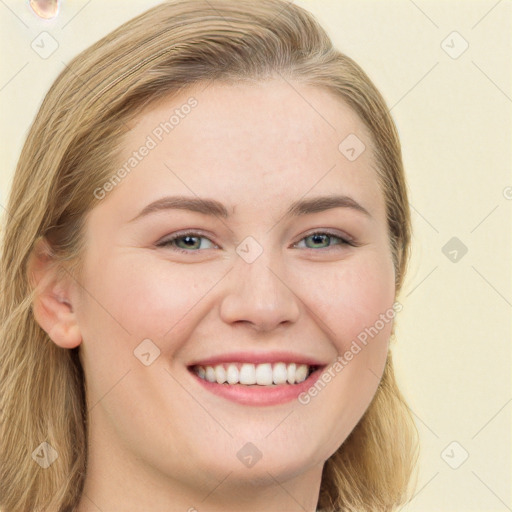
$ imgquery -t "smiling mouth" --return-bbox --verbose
[189,362,320,386]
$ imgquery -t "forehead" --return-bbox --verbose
[132,79,371,157]
[96,79,385,225]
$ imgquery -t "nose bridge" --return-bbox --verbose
[219,244,300,331]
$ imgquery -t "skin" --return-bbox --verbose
[30,78,396,512]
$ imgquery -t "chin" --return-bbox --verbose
[197,435,326,485]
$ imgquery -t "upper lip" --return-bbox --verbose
[188,351,328,368]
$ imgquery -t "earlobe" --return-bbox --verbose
[47,320,82,349]
[27,237,83,349]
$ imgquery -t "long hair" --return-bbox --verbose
[0,1,419,510]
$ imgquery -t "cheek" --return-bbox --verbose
[78,253,219,350]
[82,246,395,352]
[304,250,396,353]
[292,252,395,453]
[74,254,215,411]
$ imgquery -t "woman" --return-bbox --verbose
[0,1,419,510]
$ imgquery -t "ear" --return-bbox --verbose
[27,237,82,349]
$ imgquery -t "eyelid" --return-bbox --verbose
[291,228,355,247]
[156,228,358,252]
[156,229,219,248]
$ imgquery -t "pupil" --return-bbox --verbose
[183,236,198,247]
[311,234,327,247]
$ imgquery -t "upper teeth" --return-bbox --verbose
[194,362,311,386]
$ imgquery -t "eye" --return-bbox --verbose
[155,229,356,255]
[293,231,355,250]
[155,231,217,254]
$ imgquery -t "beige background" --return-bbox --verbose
[1,1,510,510]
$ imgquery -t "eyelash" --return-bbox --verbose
[156,229,357,255]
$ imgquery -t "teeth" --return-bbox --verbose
[226,363,239,384]
[205,366,216,383]
[215,364,227,384]
[272,362,288,385]
[194,362,313,386]
[239,363,256,385]
[287,362,296,384]
[255,363,273,385]
[294,364,308,382]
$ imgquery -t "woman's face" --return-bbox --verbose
[71,79,396,496]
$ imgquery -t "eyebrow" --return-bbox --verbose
[129,194,371,223]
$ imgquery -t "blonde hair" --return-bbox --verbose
[0,1,419,510]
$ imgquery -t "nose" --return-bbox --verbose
[219,253,301,333]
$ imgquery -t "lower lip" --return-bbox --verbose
[189,367,325,406]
